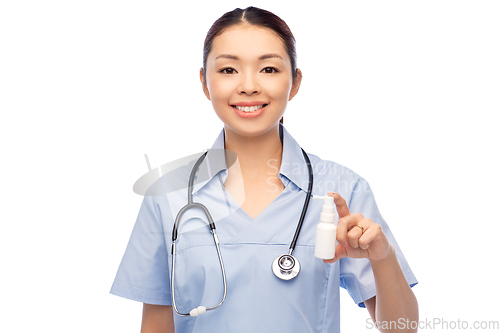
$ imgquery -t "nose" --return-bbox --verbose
[238,72,260,95]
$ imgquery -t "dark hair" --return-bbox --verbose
[202,6,297,82]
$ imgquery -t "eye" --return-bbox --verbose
[219,67,236,74]
[262,67,279,74]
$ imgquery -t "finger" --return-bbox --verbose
[354,218,373,250]
[346,216,371,248]
[358,221,381,250]
[347,225,363,249]
[336,213,363,246]
[328,192,350,219]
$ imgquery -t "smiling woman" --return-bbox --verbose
[110,6,418,333]
[201,23,301,136]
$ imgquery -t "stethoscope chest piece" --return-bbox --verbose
[270,147,312,281]
[272,254,300,280]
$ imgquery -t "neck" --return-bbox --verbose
[224,125,283,178]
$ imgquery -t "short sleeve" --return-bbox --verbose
[339,178,418,307]
[110,194,172,305]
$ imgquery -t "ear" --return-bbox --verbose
[200,68,211,101]
[288,68,302,101]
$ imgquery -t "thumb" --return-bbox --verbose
[323,243,347,264]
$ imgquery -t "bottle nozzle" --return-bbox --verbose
[312,195,334,206]
[312,194,335,219]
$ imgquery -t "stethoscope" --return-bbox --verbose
[171,147,313,316]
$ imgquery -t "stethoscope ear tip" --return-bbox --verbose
[189,306,207,316]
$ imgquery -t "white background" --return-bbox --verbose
[1,0,499,332]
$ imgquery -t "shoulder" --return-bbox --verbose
[306,152,366,189]
[132,155,201,221]
[306,152,384,224]
[304,152,377,213]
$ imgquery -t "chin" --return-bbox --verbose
[224,121,282,138]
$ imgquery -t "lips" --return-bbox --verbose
[230,102,268,113]
[231,102,268,118]
[231,101,267,107]
[232,104,266,112]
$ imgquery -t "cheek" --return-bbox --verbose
[207,78,232,104]
[264,76,292,101]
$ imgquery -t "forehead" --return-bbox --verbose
[209,24,289,61]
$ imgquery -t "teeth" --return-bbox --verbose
[234,104,265,112]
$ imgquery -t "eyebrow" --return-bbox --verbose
[215,53,283,61]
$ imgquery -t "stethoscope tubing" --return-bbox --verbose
[172,151,211,242]
[171,151,227,316]
[171,229,227,316]
[288,148,313,255]
[171,146,313,314]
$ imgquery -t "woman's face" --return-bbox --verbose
[201,24,301,138]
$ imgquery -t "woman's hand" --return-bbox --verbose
[323,192,392,264]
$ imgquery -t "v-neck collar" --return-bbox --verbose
[192,123,311,197]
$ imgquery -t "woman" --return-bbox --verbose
[111,6,418,332]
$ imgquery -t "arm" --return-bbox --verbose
[325,192,418,333]
[141,304,175,333]
[364,246,419,332]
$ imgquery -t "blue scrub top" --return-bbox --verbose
[110,123,417,333]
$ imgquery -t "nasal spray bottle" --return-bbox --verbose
[312,195,337,260]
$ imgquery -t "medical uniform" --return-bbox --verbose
[110,123,417,332]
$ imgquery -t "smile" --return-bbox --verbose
[232,104,267,113]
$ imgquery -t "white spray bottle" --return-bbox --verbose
[312,195,337,259]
